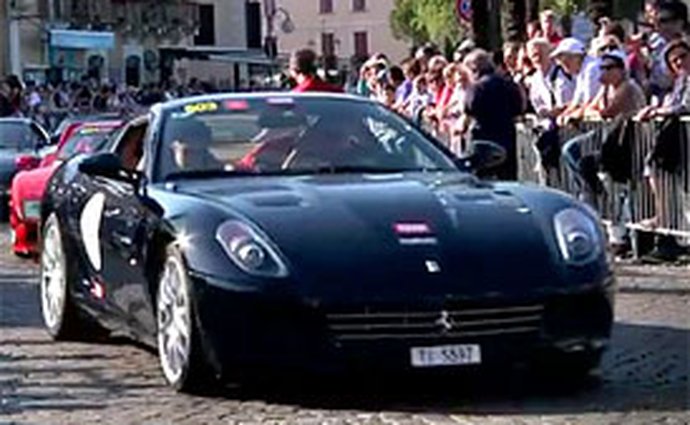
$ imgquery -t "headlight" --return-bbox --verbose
[216,220,289,278]
[553,208,603,265]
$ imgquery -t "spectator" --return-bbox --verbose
[637,38,690,119]
[453,39,476,63]
[404,75,432,119]
[527,20,543,40]
[553,38,602,124]
[289,49,343,93]
[626,32,651,92]
[540,10,563,46]
[586,51,647,120]
[526,38,574,118]
[648,0,688,103]
[0,80,13,117]
[395,58,421,108]
[463,49,524,180]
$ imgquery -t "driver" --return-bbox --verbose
[168,119,223,172]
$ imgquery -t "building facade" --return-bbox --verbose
[2,0,263,88]
[271,0,411,64]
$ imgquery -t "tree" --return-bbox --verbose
[472,0,502,51]
[390,0,462,49]
[504,0,528,41]
[390,0,428,46]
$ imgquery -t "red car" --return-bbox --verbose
[9,121,122,256]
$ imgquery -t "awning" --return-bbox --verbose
[158,46,276,66]
[50,30,115,50]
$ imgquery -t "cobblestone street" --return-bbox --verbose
[0,225,688,425]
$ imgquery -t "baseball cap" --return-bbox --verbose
[550,38,587,58]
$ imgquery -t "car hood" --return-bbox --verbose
[173,173,574,303]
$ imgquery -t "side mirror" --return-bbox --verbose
[457,140,507,174]
[79,152,141,185]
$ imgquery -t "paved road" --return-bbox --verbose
[0,224,688,424]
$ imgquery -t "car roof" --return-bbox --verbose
[0,117,34,125]
[156,92,371,113]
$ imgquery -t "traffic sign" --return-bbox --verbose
[456,0,472,23]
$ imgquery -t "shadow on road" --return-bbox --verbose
[1,270,688,417]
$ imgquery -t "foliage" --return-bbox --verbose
[539,0,588,15]
[390,0,462,47]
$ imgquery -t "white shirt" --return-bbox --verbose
[528,69,553,116]
[529,66,575,115]
[571,55,602,106]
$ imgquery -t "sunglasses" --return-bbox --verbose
[600,63,622,71]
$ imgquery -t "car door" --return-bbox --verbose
[89,119,157,335]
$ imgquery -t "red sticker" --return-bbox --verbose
[224,100,250,111]
[393,222,433,235]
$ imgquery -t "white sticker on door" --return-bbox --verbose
[80,192,106,272]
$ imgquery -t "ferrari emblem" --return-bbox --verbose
[436,311,454,332]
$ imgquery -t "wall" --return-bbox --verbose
[274,0,411,63]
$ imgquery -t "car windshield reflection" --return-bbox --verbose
[157,97,457,180]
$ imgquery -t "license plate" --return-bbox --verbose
[23,200,41,220]
[410,344,481,367]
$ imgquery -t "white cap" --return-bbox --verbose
[550,37,586,58]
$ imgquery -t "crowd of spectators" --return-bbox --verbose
[346,0,689,260]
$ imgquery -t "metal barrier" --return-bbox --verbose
[516,116,690,245]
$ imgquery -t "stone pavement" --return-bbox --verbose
[0,224,688,425]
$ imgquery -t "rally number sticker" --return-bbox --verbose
[184,101,219,114]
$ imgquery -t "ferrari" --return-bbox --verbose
[10,120,122,256]
[39,93,615,393]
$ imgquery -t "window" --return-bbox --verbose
[194,4,216,46]
[319,0,333,14]
[354,31,368,59]
[321,33,335,57]
[352,0,365,12]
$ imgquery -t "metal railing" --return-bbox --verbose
[516,116,690,246]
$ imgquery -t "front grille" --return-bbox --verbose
[326,304,544,341]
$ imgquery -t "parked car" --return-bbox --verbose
[9,121,122,256]
[0,118,49,219]
[39,94,614,394]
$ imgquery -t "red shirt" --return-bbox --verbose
[293,76,343,93]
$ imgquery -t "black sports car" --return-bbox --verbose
[39,93,614,393]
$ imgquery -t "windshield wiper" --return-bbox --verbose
[165,169,262,180]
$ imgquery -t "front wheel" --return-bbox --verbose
[156,245,218,393]
[40,213,104,340]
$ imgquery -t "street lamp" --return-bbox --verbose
[263,0,294,59]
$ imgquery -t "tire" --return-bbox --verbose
[40,213,106,341]
[156,244,218,394]
[535,349,604,388]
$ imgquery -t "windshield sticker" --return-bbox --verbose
[266,97,294,106]
[224,100,250,111]
[184,101,219,114]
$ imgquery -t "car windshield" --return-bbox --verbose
[157,97,457,180]
[59,126,118,159]
[0,122,35,150]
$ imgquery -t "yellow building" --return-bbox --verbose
[272,0,411,64]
